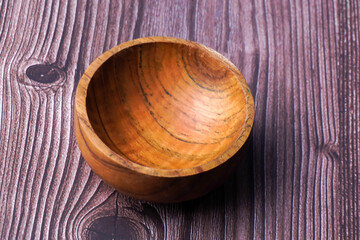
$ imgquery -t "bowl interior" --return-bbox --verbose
[86,42,248,170]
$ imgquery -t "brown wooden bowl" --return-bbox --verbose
[74,37,254,203]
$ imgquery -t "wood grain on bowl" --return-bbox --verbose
[74,37,254,202]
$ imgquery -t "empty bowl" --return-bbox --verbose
[74,37,254,202]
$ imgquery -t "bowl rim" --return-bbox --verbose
[75,36,255,178]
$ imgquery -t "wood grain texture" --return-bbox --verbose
[74,37,254,202]
[338,0,360,238]
[0,0,355,239]
[79,37,253,170]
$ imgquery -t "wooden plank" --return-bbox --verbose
[338,0,360,239]
[0,0,355,239]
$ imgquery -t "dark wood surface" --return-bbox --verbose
[0,0,357,239]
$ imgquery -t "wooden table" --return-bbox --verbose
[0,0,357,239]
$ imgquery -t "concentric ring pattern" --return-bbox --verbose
[86,42,248,169]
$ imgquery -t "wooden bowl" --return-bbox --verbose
[74,37,254,203]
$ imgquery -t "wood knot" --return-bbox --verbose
[18,60,66,91]
[86,216,142,240]
[317,142,339,161]
[85,202,164,240]
[26,64,61,84]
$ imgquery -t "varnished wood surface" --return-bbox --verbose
[74,37,254,202]
[79,38,253,170]
[0,0,357,239]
